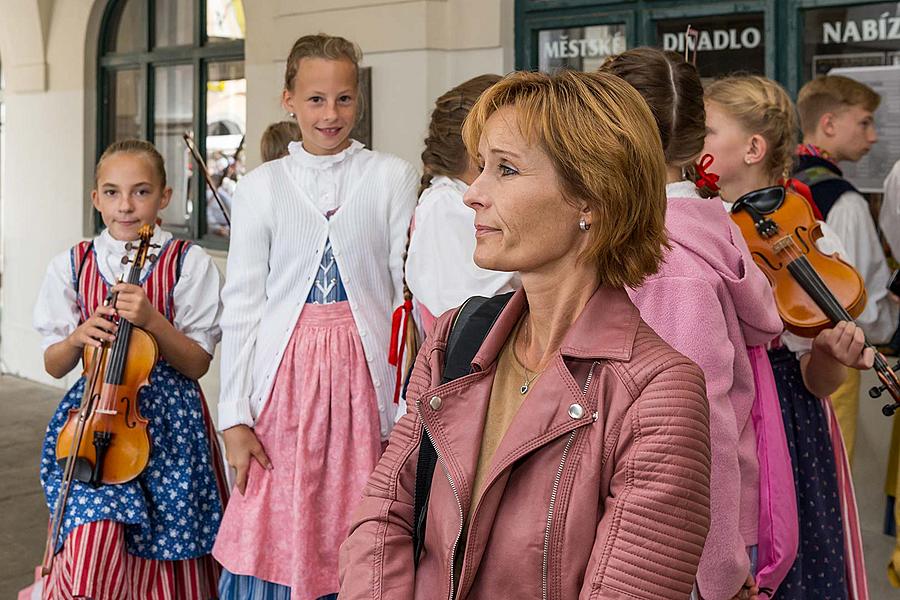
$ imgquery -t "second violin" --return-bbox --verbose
[731,185,900,414]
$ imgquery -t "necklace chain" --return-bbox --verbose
[519,318,543,395]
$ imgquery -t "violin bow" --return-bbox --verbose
[41,287,119,575]
[182,133,231,227]
[684,25,699,66]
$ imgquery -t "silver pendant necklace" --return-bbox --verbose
[519,318,542,395]
[520,369,539,395]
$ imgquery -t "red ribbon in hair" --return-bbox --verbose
[694,153,720,193]
[388,299,414,404]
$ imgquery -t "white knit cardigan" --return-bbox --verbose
[218,141,418,438]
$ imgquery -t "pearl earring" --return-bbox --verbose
[579,217,591,231]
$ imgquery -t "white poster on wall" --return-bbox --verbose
[829,64,900,192]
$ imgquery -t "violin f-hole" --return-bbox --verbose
[793,225,811,254]
[753,251,783,272]
[120,396,138,429]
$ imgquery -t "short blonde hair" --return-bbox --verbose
[462,70,667,288]
[705,75,797,182]
[797,75,880,136]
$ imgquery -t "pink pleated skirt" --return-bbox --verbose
[212,302,383,598]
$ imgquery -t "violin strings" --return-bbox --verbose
[780,238,897,376]
[779,236,849,321]
[780,231,855,322]
[107,246,143,387]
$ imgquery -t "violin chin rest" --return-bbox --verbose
[57,457,95,485]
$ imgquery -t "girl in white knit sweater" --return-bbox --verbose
[213,34,418,599]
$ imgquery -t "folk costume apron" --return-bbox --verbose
[214,233,383,599]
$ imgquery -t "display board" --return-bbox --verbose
[804,2,900,78]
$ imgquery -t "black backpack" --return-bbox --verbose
[412,292,514,567]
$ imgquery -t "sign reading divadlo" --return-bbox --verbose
[656,13,765,79]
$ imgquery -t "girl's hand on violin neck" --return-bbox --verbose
[814,321,875,370]
[112,283,158,328]
[68,305,118,349]
[222,424,272,495]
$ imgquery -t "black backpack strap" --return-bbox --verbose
[412,291,514,567]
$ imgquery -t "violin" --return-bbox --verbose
[42,225,159,574]
[730,185,900,415]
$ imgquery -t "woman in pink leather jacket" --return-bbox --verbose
[339,69,712,600]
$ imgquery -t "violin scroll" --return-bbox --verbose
[867,357,900,415]
[121,234,160,265]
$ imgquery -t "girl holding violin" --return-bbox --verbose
[33,139,226,599]
[703,75,873,600]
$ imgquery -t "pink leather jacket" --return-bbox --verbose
[340,287,711,599]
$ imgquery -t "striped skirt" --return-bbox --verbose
[43,519,219,600]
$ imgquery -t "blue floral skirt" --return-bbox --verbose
[41,361,223,560]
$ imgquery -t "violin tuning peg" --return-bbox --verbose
[147,254,158,264]
[125,242,134,251]
[121,256,131,265]
[150,243,161,249]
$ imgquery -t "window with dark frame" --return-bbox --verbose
[98,0,245,248]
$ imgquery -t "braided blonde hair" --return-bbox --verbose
[419,74,502,196]
[705,75,797,182]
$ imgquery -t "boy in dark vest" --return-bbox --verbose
[794,74,898,460]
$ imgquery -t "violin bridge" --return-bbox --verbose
[772,237,792,253]
[93,409,118,415]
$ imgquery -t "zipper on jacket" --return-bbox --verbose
[416,400,465,600]
[542,361,597,600]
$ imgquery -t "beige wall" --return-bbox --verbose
[0,0,514,421]
[243,0,514,168]
[1,0,95,391]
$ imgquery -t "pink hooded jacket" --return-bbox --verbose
[628,182,784,600]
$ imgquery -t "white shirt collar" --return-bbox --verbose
[287,139,364,170]
[428,175,469,194]
[665,180,702,199]
[95,225,172,279]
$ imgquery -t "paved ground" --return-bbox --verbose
[1,372,899,598]
[1,375,59,599]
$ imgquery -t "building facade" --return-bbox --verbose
[0,0,515,413]
[1,0,897,420]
